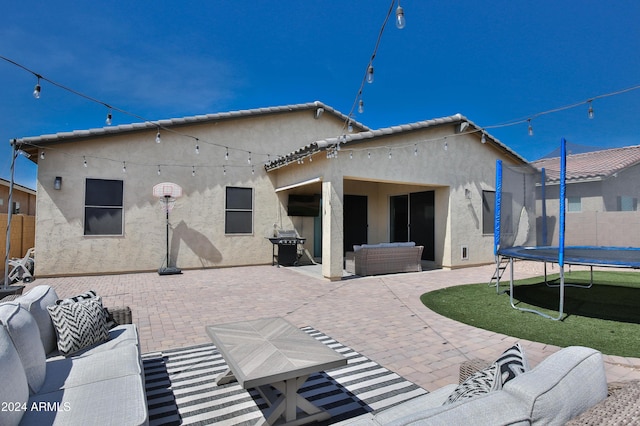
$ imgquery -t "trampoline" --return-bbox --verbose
[494,138,640,320]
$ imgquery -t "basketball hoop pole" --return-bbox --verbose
[153,182,182,275]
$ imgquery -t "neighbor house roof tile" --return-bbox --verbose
[532,145,640,182]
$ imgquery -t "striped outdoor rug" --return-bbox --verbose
[143,326,428,425]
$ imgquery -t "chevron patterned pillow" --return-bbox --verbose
[494,343,529,386]
[443,363,500,405]
[47,297,110,356]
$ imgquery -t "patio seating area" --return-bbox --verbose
[16,262,640,389]
[12,262,640,424]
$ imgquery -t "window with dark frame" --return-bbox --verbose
[225,186,253,234]
[482,190,495,235]
[84,178,124,235]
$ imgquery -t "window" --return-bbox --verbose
[567,196,581,212]
[225,187,253,234]
[84,179,124,235]
[482,191,495,234]
[617,196,637,211]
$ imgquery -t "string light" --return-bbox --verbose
[588,101,594,119]
[367,65,374,84]
[481,132,487,144]
[157,165,161,175]
[83,156,88,167]
[105,108,113,126]
[195,140,200,154]
[122,161,126,173]
[358,99,364,114]
[388,149,392,159]
[414,144,418,156]
[247,152,252,164]
[527,119,534,136]
[225,148,229,161]
[32,76,41,99]
[155,129,161,144]
[192,166,196,177]
[223,165,226,176]
[395,1,406,29]
[40,151,45,160]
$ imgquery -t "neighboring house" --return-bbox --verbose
[1,178,36,264]
[531,145,640,247]
[17,101,526,279]
[0,178,36,215]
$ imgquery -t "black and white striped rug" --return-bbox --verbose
[143,326,428,425]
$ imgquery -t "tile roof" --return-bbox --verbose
[15,101,369,147]
[531,145,640,182]
[264,113,527,171]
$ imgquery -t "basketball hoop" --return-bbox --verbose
[152,182,183,275]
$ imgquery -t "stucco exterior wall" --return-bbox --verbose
[34,110,347,275]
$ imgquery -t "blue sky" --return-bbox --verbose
[2,1,639,189]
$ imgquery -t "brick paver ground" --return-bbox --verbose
[18,261,640,392]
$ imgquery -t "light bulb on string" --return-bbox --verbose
[350,151,353,160]
[195,142,200,154]
[33,76,41,99]
[444,139,448,151]
[155,129,161,143]
[40,151,45,160]
[395,3,406,29]
[358,99,364,114]
[192,166,196,177]
[157,165,161,176]
[105,109,112,126]
[587,101,594,119]
[122,162,127,173]
[527,119,534,136]
[225,148,229,161]
[388,149,392,159]
[367,150,371,159]
[83,156,88,168]
[481,132,487,144]
[366,65,374,84]
[347,120,353,132]
[247,152,252,164]
[414,144,418,156]
[223,166,226,176]
[252,166,255,175]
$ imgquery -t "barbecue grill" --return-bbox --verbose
[268,230,306,266]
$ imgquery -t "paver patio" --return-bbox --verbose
[18,261,640,392]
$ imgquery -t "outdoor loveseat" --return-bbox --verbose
[0,285,147,426]
[346,242,423,276]
[336,345,608,425]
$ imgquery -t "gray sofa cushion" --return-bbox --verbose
[0,326,29,426]
[504,346,607,426]
[39,344,142,394]
[16,285,60,354]
[0,303,46,394]
[21,374,149,426]
[385,390,530,426]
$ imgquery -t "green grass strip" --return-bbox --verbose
[420,270,640,357]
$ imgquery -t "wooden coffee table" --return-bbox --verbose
[205,317,347,426]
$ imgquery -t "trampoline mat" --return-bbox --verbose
[498,246,640,268]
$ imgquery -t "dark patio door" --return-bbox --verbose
[410,191,435,261]
[344,195,368,254]
[390,191,435,261]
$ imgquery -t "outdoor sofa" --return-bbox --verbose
[336,345,608,425]
[0,285,147,426]
[346,242,423,276]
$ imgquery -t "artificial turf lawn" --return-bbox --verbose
[420,270,640,357]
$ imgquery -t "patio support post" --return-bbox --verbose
[321,178,344,281]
